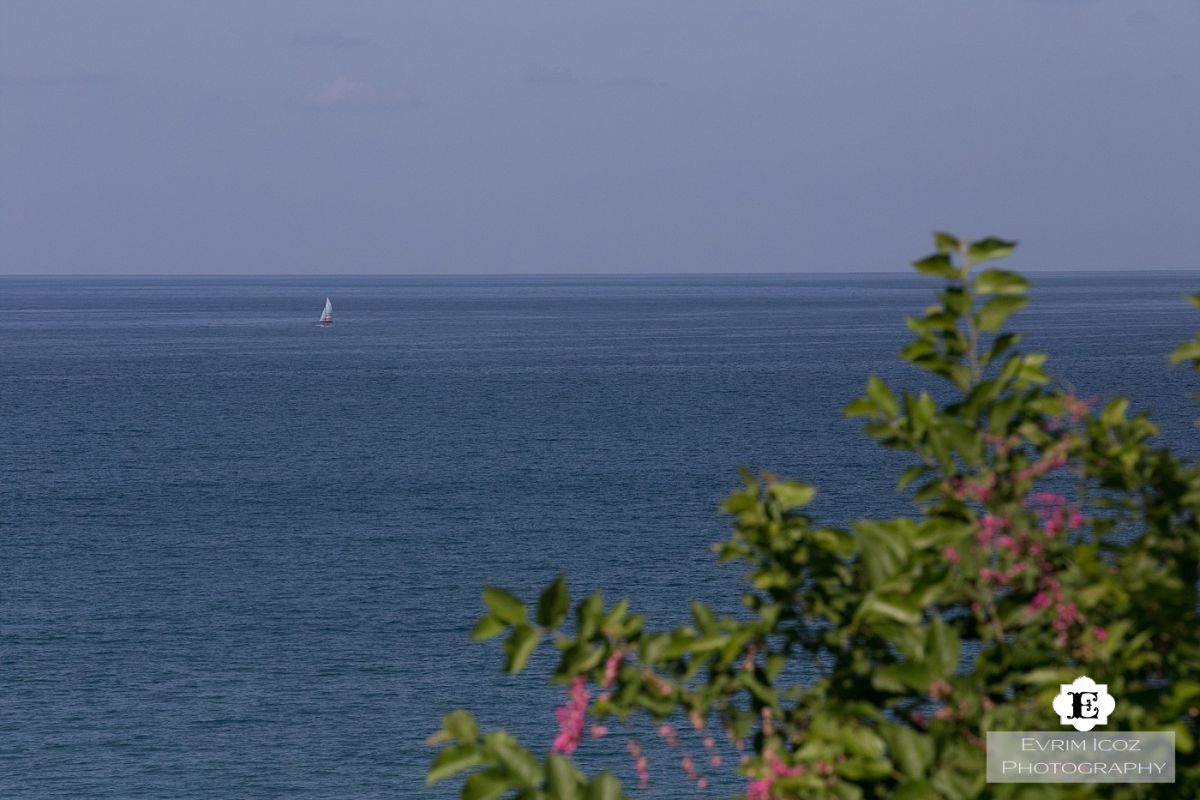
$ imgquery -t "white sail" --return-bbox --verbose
[320,297,333,323]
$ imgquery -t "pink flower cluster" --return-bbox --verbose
[646,718,712,790]
[746,757,810,800]
[979,493,1087,645]
[959,486,1092,647]
[977,514,1007,545]
[1015,440,1070,482]
[974,515,1027,587]
[551,676,589,756]
[1062,394,1093,424]
[1030,492,1084,537]
[602,650,622,688]
[1031,571,1079,646]
[627,739,650,788]
[704,735,722,767]
[951,473,996,503]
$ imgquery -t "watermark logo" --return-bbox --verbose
[987,675,1173,783]
[1052,676,1115,732]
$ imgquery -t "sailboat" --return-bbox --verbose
[319,297,333,325]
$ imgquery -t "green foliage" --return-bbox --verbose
[429,232,1200,798]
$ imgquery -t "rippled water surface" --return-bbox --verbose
[3,273,1197,798]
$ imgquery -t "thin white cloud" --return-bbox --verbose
[308,75,422,110]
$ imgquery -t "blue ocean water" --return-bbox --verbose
[2,273,1198,798]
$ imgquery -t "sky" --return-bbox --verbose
[1,1,1198,275]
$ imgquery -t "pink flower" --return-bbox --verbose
[774,757,804,775]
[627,740,650,788]
[551,676,590,756]
[943,546,960,564]
[1030,591,1050,611]
[602,650,622,688]
[962,476,993,503]
[1063,394,1092,423]
[697,777,708,790]
[1094,626,1108,642]
[747,779,771,800]
[590,724,608,738]
[978,514,1007,545]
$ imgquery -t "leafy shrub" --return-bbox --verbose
[427,234,1200,799]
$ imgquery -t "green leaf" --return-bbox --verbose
[471,614,507,641]
[975,296,1027,333]
[503,624,541,673]
[536,574,570,628]
[426,744,482,786]
[845,397,877,417]
[722,490,756,512]
[486,732,543,788]
[483,586,527,626]
[912,253,962,280]
[462,769,510,800]
[1170,338,1200,365]
[893,780,937,800]
[855,520,911,588]
[941,287,971,316]
[896,465,930,491]
[972,268,1030,296]
[872,661,937,693]
[768,481,816,510]
[926,618,960,675]
[691,601,718,636]
[982,332,1021,366]
[1101,397,1129,427]
[442,710,479,744]
[932,231,960,253]
[882,724,935,779]
[577,593,604,640]
[585,771,622,800]
[545,754,582,800]
[858,593,921,626]
[866,375,899,418]
[602,598,629,632]
[967,237,1017,262]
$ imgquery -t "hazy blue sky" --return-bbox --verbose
[2,1,1198,274]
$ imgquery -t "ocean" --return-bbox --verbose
[2,273,1197,798]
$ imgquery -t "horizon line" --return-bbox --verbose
[3,267,1199,278]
